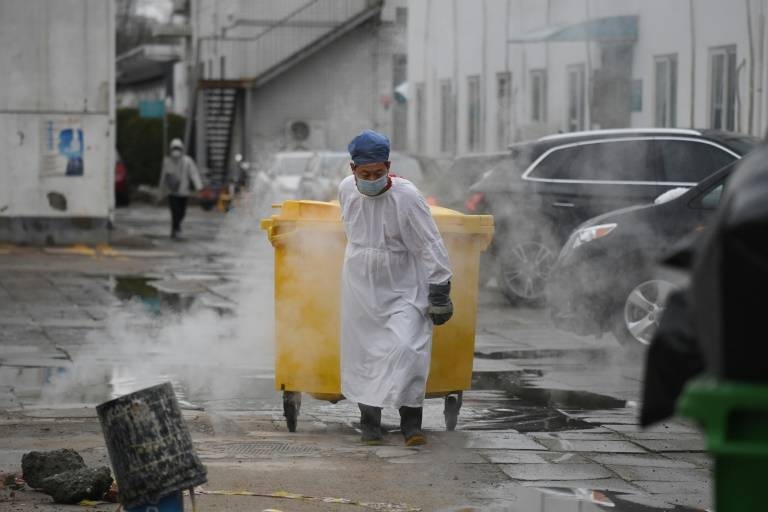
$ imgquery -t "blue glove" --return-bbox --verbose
[428,281,453,326]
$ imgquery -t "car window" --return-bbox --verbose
[531,140,653,181]
[659,140,735,183]
[698,183,724,209]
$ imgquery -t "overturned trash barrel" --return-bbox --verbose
[96,382,207,509]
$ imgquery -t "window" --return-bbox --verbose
[699,183,725,209]
[531,69,547,122]
[654,55,678,127]
[467,75,483,152]
[415,82,426,152]
[497,72,512,150]
[710,46,737,131]
[531,140,653,182]
[659,140,735,183]
[567,65,586,132]
[392,54,408,150]
[440,80,456,153]
[395,7,408,27]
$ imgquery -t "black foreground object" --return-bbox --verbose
[96,382,207,509]
[689,145,768,382]
[641,290,704,426]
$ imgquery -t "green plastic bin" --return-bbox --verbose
[678,377,768,512]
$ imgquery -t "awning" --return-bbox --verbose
[116,44,182,86]
[508,15,638,44]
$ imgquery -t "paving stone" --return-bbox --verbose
[520,478,644,494]
[499,463,612,481]
[632,438,706,452]
[525,427,614,437]
[541,452,590,464]
[634,480,710,495]
[386,450,486,464]
[606,465,710,482]
[478,451,548,464]
[624,431,704,441]
[582,416,639,425]
[463,433,546,450]
[587,453,696,468]
[29,306,92,321]
[0,327,49,344]
[651,493,712,510]
[662,452,712,469]
[615,493,708,510]
[536,438,646,453]
[35,318,102,328]
[605,422,700,434]
[531,432,625,441]
[375,447,421,459]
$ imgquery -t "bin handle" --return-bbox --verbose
[679,378,768,457]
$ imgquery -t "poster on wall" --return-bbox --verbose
[41,117,84,177]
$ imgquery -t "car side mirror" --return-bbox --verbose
[654,187,689,205]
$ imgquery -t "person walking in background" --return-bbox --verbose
[338,129,454,446]
[158,138,203,239]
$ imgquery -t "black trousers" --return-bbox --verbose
[168,195,188,233]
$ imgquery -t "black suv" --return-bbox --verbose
[468,128,758,304]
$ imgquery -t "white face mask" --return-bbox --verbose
[170,149,183,158]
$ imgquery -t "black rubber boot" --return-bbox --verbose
[359,404,383,445]
[399,406,426,446]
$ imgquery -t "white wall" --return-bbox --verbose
[408,0,768,158]
[0,0,115,223]
[630,1,754,131]
[248,25,396,155]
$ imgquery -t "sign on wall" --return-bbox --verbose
[41,117,84,177]
[139,100,166,119]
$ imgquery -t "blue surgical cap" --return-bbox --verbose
[348,129,390,165]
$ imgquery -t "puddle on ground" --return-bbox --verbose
[113,275,230,314]
[464,372,627,432]
[112,276,161,313]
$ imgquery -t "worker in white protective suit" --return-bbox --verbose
[339,129,454,446]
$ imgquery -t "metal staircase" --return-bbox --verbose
[202,87,238,186]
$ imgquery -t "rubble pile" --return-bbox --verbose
[21,449,114,504]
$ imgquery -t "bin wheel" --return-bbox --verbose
[283,391,302,432]
[444,392,462,431]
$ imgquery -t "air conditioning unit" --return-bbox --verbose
[285,120,327,150]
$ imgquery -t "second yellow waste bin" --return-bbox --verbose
[260,200,494,432]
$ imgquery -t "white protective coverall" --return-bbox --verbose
[339,175,452,408]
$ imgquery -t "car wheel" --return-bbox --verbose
[612,279,676,349]
[498,240,556,305]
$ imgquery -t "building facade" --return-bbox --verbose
[0,0,116,244]
[408,0,768,157]
[183,0,407,181]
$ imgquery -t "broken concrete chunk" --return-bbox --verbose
[21,449,86,489]
[40,466,113,504]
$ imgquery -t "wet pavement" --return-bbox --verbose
[0,204,711,511]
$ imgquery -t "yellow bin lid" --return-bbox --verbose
[260,200,494,237]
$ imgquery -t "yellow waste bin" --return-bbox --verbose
[260,200,494,432]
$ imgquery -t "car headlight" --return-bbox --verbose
[571,223,617,250]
